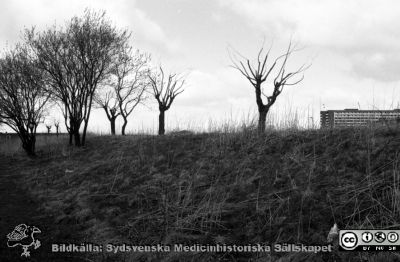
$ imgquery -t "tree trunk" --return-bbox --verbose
[81,120,88,146]
[121,117,128,136]
[73,121,81,146]
[82,95,94,146]
[158,110,165,135]
[74,130,81,146]
[258,110,267,134]
[110,117,116,135]
[21,135,36,156]
[68,119,74,146]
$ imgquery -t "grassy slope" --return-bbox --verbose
[9,128,400,261]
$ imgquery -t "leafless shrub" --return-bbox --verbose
[0,44,49,156]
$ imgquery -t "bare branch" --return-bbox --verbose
[148,65,186,135]
[228,40,310,132]
[26,9,131,145]
[0,43,50,155]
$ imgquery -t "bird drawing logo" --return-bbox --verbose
[6,224,41,257]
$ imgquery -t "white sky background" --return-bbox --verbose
[1,0,400,133]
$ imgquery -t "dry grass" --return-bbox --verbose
[2,126,400,261]
[0,133,68,156]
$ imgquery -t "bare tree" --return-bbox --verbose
[95,47,149,135]
[229,41,309,133]
[149,66,185,135]
[54,119,60,136]
[46,125,52,134]
[113,47,149,135]
[26,9,130,146]
[0,44,49,156]
[94,88,120,135]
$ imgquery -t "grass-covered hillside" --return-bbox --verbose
[2,128,400,261]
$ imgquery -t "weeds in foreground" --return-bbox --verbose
[3,126,400,261]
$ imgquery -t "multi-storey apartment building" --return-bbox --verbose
[320,109,400,128]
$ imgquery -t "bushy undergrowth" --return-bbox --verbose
[6,127,400,261]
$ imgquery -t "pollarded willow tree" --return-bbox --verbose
[149,66,185,135]
[95,46,150,135]
[0,44,49,156]
[230,41,309,133]
[54,118,60,136]
[94,87,120,135]
[112,46,150,135]
[26,9,130,146]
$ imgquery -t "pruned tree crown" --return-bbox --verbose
[229,40,310,132]
[149,66,185,111]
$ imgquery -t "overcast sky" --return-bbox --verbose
[1,0,400,133]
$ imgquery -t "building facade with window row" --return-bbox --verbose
[320,109,400,128]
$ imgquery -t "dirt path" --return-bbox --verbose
[0,156,91,262]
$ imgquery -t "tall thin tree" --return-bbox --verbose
[229,40,309,133]
[113,47,149,135]
[149,66,185,135]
